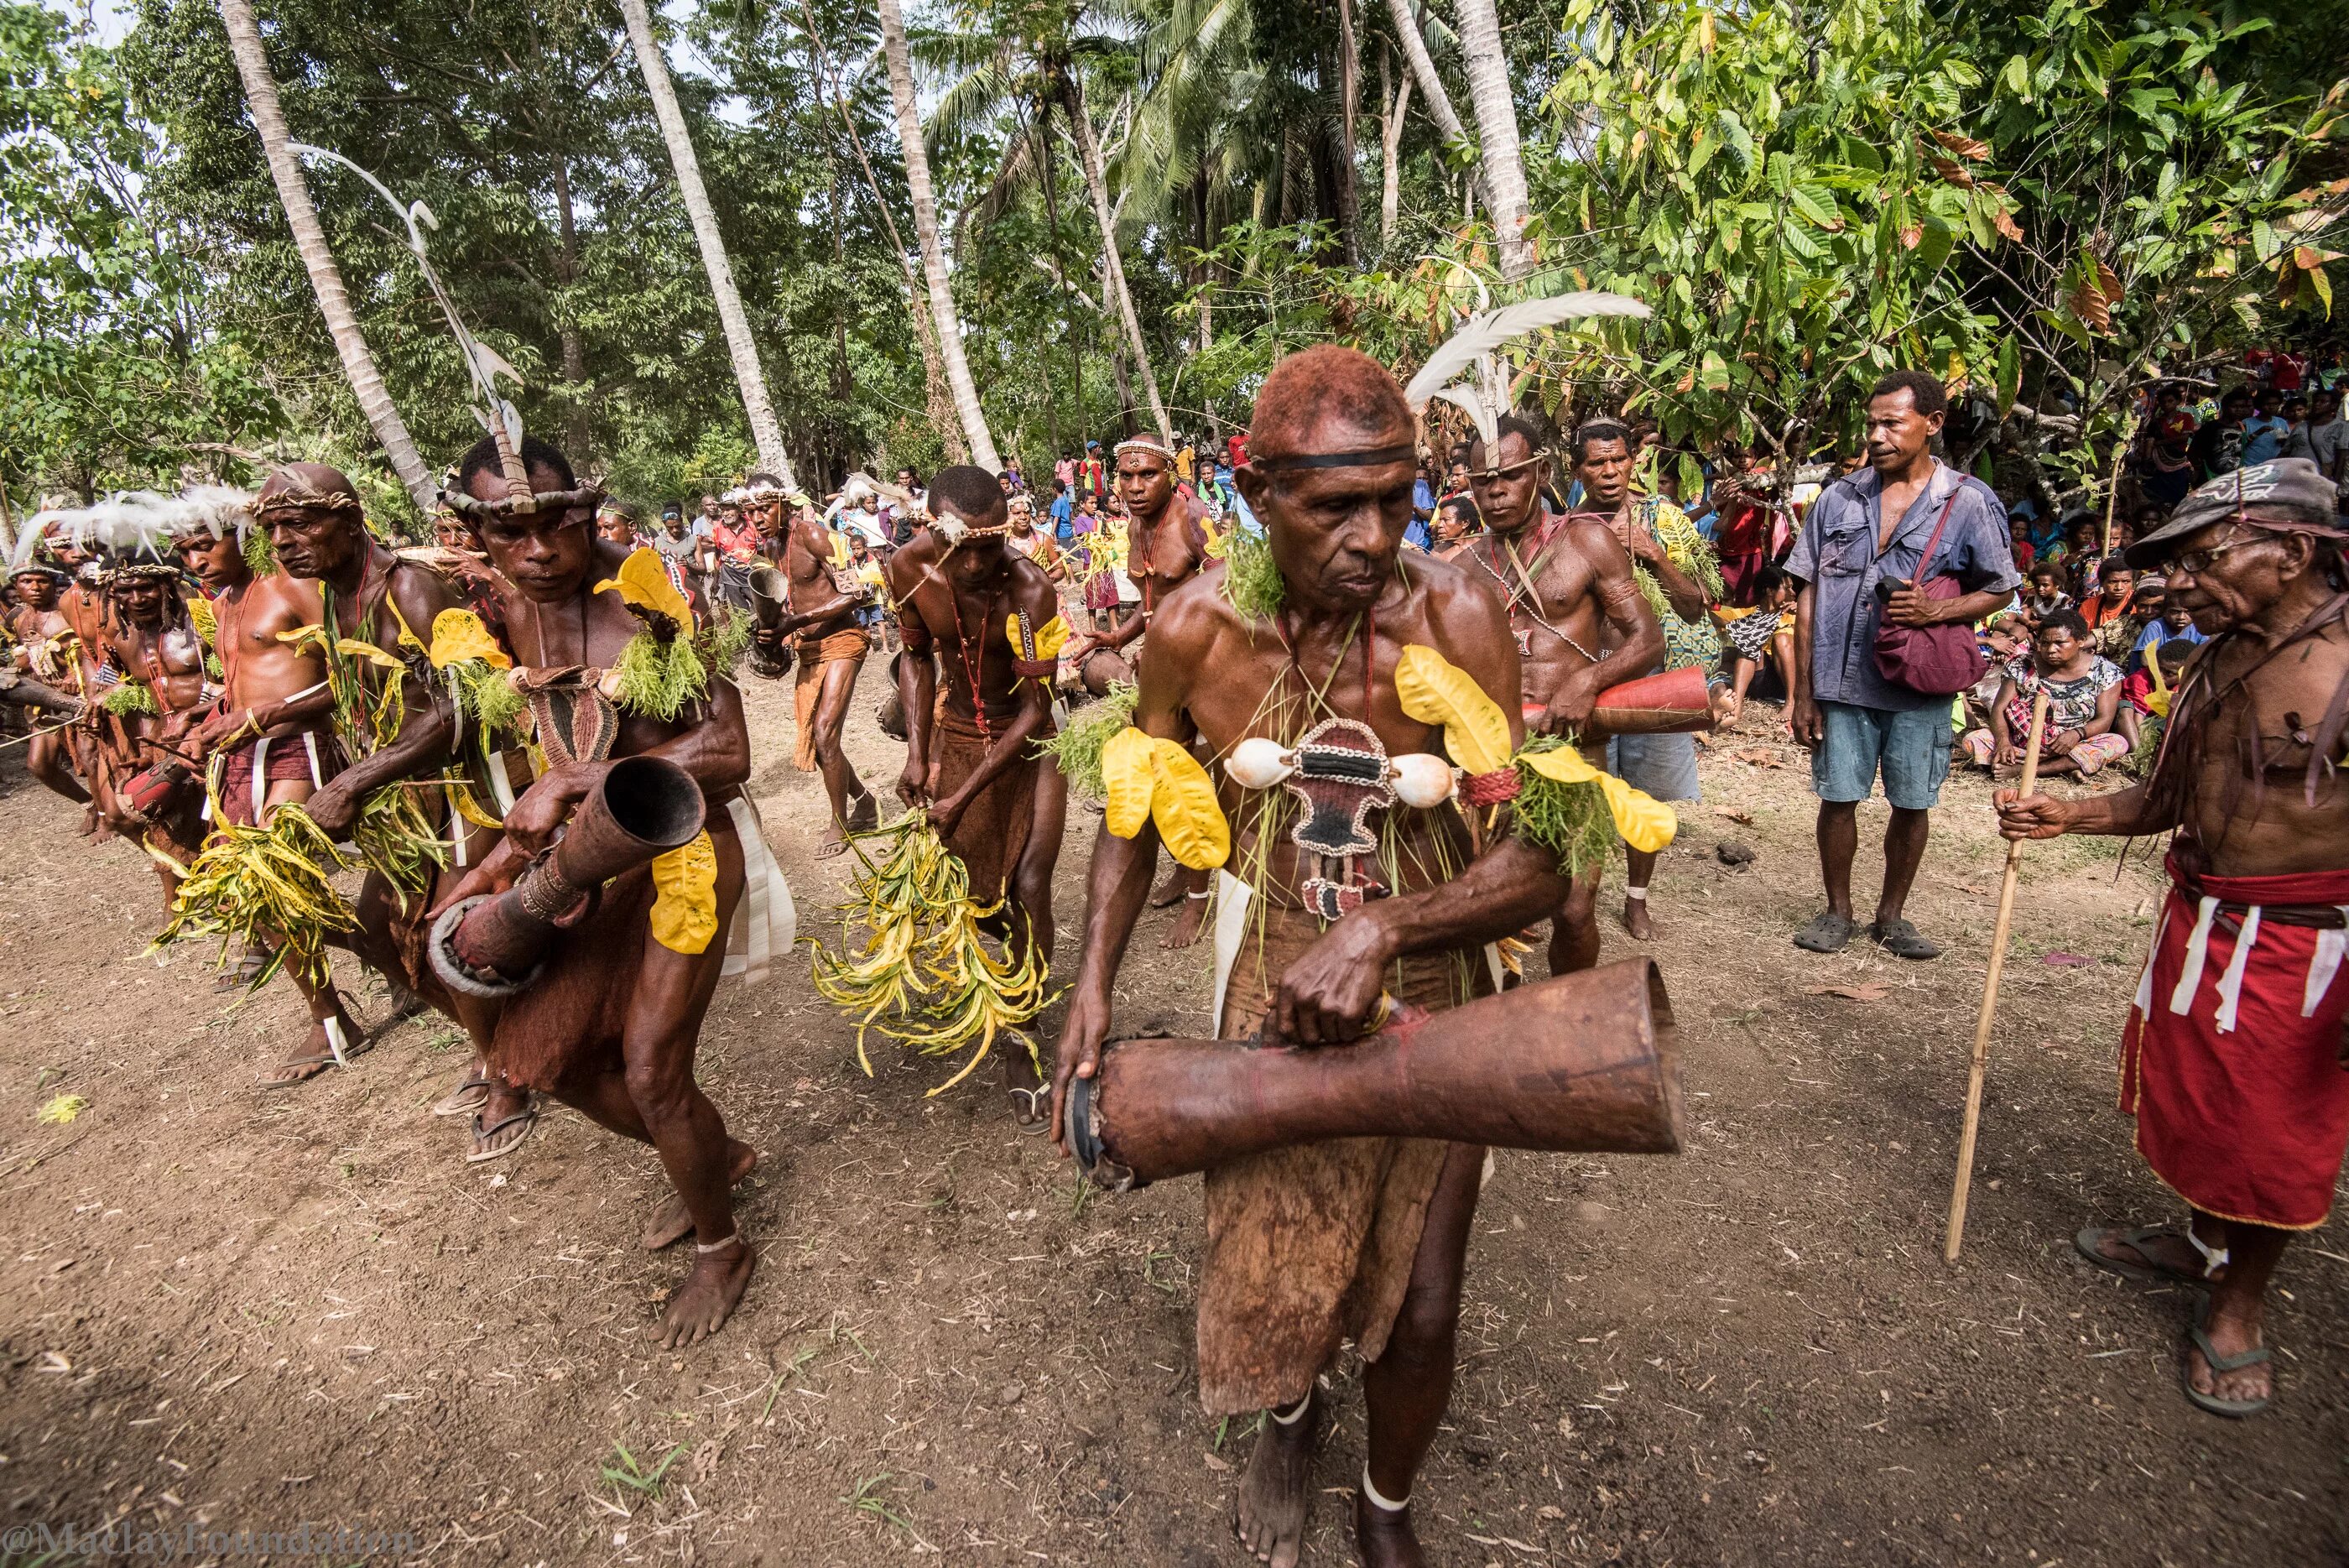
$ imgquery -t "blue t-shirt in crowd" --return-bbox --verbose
[1049,493,1074,541]
[2242,414,2289,466]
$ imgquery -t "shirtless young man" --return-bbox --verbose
[58,550,122,837]
[256,466,483,1102]
[1463,414,1664,975]
[444,434,763,1346]
[1052,346,1575,1568]
[1997,458,2349,1420]
[887,465,1067,1128]
[6,565,90,806]
[164,514,368,1082]
[95,563,216,895]
[747,474,878,854]
[1070,437,1219,945]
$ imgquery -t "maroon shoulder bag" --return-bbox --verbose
[1872,488,1987,696]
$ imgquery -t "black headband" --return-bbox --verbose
[1246,443,1417,473]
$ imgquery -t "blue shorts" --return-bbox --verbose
[1604,732,1701,804]
[1811,700,1952,810]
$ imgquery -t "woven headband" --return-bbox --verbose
[442,486,606,520]
[1247,443,1417,473]
[1114,437,1176,462]
[254,484,364,516]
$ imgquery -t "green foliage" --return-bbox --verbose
[1036,681,1137,798]
[1509,736,1613,878]
[452,660,526,742]
[1219,525,1285,620]
[695,607,753,680]
[610,628,710,721]
[240,526,275,576]
[101,678,158,716]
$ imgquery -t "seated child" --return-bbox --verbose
[1965,612,2030,734]
[2128,594,2206,673]
[1961,608,2128,777]
[2117,635,2201,758]
[2017,559,2075,628]
[1717,563,1795,728]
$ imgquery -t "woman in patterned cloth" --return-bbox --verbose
[1962,607,2128,777]
[1570,419,1727,939]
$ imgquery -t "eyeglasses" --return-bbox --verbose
[2161,529,2260,577]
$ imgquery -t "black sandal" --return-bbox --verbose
[1792,911,1856,953]
[1868,917,1942,961]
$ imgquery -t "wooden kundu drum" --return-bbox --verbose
[1063,957,1685,1192]
[1523,665,1716,738]
[430,753,706,1000]
[746,565,794,680]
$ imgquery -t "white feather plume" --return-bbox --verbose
[1403,291,1650,450]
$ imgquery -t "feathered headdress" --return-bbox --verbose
[11,492,183,570]
[1401,289,1652,453]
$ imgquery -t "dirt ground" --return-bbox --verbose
[2,680,2343,1568]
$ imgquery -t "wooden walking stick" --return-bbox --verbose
[1945,689,2050,1262]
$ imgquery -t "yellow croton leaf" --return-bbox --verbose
[426,608,511,670]
[1395,644,1513,776]
[1520,743,1601,785]
[594,546,691,629]
[1597,775,1678,855]
[274,625,406,669]
[1148,737,1230,870]
[186,596,217,646]
[648,830,720,954]
[1100,727,1158,839]
[1007,612,1071,664]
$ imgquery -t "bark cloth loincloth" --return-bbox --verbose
[792,625,870,771]
[2121,846,2349,1229]
[1197,902,1491,1414]
[930,705,1037,907]
[206,727,336,830]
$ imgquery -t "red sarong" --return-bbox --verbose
[2121,850,2349,1229]
[211,728,336,830]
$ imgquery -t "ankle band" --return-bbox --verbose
[696,1235,739,1254]
[2186,1221,2229,1278]
[1360,1465,1409,1513]
[1271,1394,1311,1425]
[1624,885,1648,900]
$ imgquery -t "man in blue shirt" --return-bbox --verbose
[1785,371,2021,960]
[1406,461,1437,550]
[1048,480,1075,543]
[2241,387,2291,467]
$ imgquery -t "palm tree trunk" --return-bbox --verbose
[1335,0,1361,266]
[797,3,964,464]
[1453,0,1535,280]
[1378,45,1410,248]
[216,0,435,511]
[1382,0,1497,223]
[878,0,1001,471]
[1060,76,1171,447]
[616,0,795,484]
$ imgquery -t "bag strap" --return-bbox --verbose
[1909,483,1963,584]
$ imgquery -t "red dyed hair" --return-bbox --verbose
[1248,344,1412,461]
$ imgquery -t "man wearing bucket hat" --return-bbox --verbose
[1997,457,2349,1419]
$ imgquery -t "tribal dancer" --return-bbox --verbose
[58,545,121,837]
[163,502,368,1082]
[6,563,90,806]
[1464,414,1663,975]
[747,474,880,854]
[887,465,1067,1128]
[435,433,788,1346]
[94,559,215,899]
[1070,435,1221,946]
[1052,347,1624,1568]
[1998,458,2349,1420]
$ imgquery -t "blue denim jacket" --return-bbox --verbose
[1784,461,2020,711]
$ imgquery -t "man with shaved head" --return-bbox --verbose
[1053,345,1581,1568]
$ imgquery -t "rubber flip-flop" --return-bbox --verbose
[431,1070,492,1118]
[467,1102,539,1164]
[2073,1225,2208,1289]
[1868,917,1943,961]
[1007,1086,1053,1136]
[2185,1301,2272,1419]
[1792,911,1857,953]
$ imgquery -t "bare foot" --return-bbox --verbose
[1354,1491,1427,1568]
[1148,861,1187,909]
[1162,890,1211,950]
[1234,1399,1315,1568]
[845,787,879,834]
[641,1139,760,1250]
[1619,896,1655,941]
[660,1237,755,1349]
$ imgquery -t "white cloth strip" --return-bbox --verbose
[250,736,270,820]
[1271,1394,1310,1425]
[487,749,515,813]
[1483,941,1504,993]
[302,729,322,787]
[2168,896,2219,1015]
[1211,869,1253,1034]
[2133,902,2168,1015]
[2306,916,2349,1018]
[2211,906,2262,1034]
[322,1015,349,1066]
[721,795,796,984]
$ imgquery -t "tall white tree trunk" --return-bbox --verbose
[878,0,1001,472]
[1378,47,1411,247]
[1454,0,1535,280]
[1382,0,1498,225]
[217,0,435,511]
[617,0,795,486]
[1062,76,1171,447]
